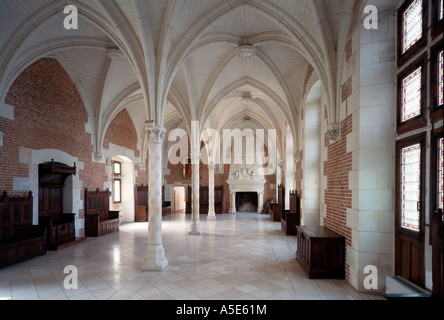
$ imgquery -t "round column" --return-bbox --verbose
[189,151,202,235]
[141,121,168,271]
[207,162,216,221]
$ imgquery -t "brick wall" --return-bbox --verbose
[103,109,139,158]
[2,58,106,196]
[323,115,353,278]
[1,57,144,233]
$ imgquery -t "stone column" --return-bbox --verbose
[189,151,202,235]
[229,191,236,214]
[207,162,216,221]
[257,191,264,213]
[141,121,168,271]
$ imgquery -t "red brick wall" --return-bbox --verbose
[2,58,107,196]
[103,109,139,158]
[323,115,353,278]
[341,79,352,103]
[1,58,145,233]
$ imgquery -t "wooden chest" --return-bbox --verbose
[296,225,345,279]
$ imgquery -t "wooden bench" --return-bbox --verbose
[0,191,47,268]
[38,160,77,250]
[281,190,300,235]
[84,189,119,237]
[296,225,345,279]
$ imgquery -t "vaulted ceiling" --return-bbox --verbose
[0,0,357,160]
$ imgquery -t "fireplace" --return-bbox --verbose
[236,192,258,213]
[226,164,266,214]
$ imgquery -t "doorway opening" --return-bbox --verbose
[172,186,186,213]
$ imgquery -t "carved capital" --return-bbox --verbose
[137,163,147,171]
[145,121,165,145]
[326,124,340,142]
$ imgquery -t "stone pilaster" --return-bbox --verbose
[229,191,236,214]
[141,121,168,271]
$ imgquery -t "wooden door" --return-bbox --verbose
[395,134,426,287]
[39,186,63,219]
[214,186,223,214]
[431,132,443,299]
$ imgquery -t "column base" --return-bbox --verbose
[229,209,236,214]
[189,220,202,235]
[207,211,216,221]
[141,244,168,271]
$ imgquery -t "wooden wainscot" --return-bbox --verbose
[0,191,47,268]
[135,184,148,222]
[84,189,119,237]
[281,190,300,236]
[38,160,77,250]
[186,185,224,214]
[296,225,345,279]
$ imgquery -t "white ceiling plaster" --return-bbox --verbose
[0,0,347,160]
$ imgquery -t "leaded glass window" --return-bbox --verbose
[440,0,444,21]
[439,137,444,210]
[439,49,443,106]
[401,143,421,231]
[402,0,424,54]
[402,66,422,122]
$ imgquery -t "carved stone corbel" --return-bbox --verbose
[326,124,341,142]
[94,153,103,162]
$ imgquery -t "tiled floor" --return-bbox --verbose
[0,213,384,300]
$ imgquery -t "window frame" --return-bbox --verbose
[112,160,122,204]
[395,132,427,237]
[113,178,122,204]
[429,128,444,246]
[430,39,444,122]
[112,161,122,177]
[396,53,428,134]
[431,0,444,40]
[397,0,428,68]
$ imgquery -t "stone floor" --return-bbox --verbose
[0,213,384,300]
